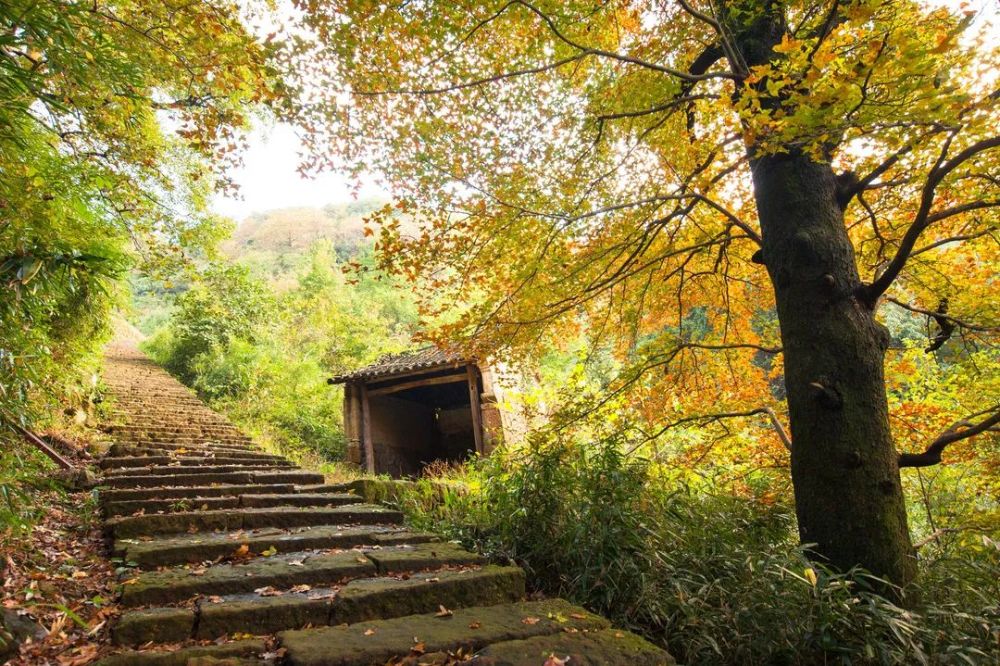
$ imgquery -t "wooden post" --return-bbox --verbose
[360,383,375,474]
[466,364,484,455]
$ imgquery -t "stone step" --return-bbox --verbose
[105,493,362,518]
[97,638,266,666]
[101,483,297,504]
[107,443,263,457]
[277,599,615,666]
[296,483,355,494]
[104,463,296,477]
[120,543,480,607]
[475,628,673,665]
[112,433,252,444]
[111,424,249,436]
[100,455,292,470]
[113,565,525,645]
[114,525,436,568]
[106,445,283,461]
[100,470,324,489]
[107,504,403,539]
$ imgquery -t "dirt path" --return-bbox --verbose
[95,343,672,665]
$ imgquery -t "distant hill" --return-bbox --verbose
[222,199,388,259]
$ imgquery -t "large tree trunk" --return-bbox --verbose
[752,154,918,589]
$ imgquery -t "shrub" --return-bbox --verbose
[391,435,1000,665]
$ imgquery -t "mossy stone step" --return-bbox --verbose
[101,456,293,469]
[277,599,610,666]
[240,493,361,509]
[115,525,435,568]
[105,464,295,477]
[107,504,401,539]
[102,472,258,489]
[105,496,241,518]
[106,444,266,458]
[105,492,361,518]
[101,483,296,503]
[121,543,479,607]
[121,549,376,606]
[115,565,525,645]
[476,628,674,665]
[296,483,354,494]
[97,638,266,666]
[101,470,324,490]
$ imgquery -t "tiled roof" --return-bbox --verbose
[330,346,469,383]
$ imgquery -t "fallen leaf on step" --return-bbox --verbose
[355,556,368,564]
[232,544,251,559]
[435,605,453,617]
[410,641,426,655]
[289,584,311,593]
[254,586,283,597]
[570,613,588,620]
[260,546,278,557]
[364,628,377,636]
[543,655,568,666]
[206,595,224,603]
[521,616,540,625]
[287,559,304,567]
[469,621,481,629]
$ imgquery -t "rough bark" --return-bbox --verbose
[713,0,919,593]
[751,155,918,588]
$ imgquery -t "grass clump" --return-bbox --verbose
[392,435,1000,665]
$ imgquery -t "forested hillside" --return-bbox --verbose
[133,200,419,464]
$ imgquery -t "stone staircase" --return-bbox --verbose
[96,343,672,665]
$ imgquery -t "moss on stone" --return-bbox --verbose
[279,599,609,666]
[112,607,195,646]
[476,628,674,665]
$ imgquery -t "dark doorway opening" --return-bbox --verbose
[366,372,480,477]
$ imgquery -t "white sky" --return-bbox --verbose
[210,121,386,221]
[211,0,997,224]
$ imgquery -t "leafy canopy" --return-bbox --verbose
[281,0,999,473]
[0,0,278,422]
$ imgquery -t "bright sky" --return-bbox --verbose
[210,121,386,221]
[211,0,998,224]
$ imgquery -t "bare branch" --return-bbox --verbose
[627,405,791,456]
[886,296,997,333]
[898,407,1000,468]
[862,135,1000,306]
[911,226,997,256]
[513,0,739,82]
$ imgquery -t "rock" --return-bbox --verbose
[1,608,47,657]
[53,467,99,491]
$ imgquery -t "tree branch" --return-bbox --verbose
[512,0,738,82]
[898,407,1000,468]
[861,135,1000,306]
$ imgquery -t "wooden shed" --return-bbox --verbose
[329,347,508,477]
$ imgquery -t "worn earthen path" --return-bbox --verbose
[94,342,672,665]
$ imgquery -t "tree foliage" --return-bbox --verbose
[280,0,1000,582]
[0,0,278,424]
[143,240,419,460]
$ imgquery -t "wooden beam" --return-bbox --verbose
[6,420,73,470]
[467,364,484,456]
[367,373,467,397]
[360,383,375,474]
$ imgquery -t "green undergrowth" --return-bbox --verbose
[382,437,1000,665]
[0,436,59,535]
